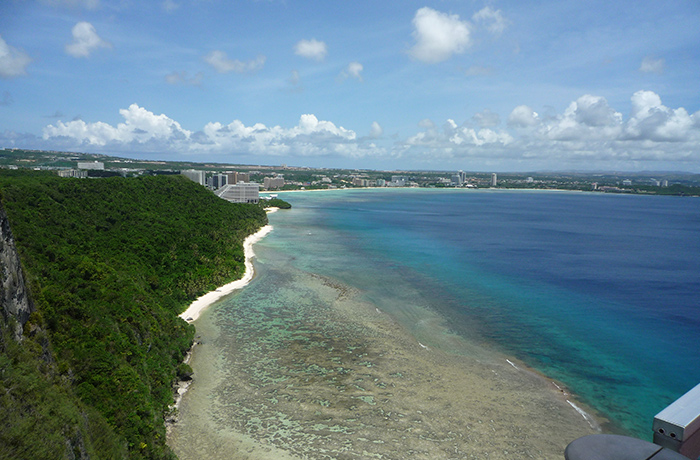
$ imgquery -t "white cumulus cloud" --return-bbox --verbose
[204,51,266,74]
[406,118,513,150]
[542,95,623,141]
[294,114,355,139]
[43,104,191,146]
[508,105,539,127]
[198,114,373,158]
[339,61,363,82]
[472,6,509,36]
[497,91,700,167]
[0,36,31,78]
[397,91,700,169]
[37,92,700,170]
[294,39,327,61]
[625,90,696,142]
[65,22,111,58]
[513,91,698,145]
[370,121,383,138]
[347,61,363,80]
[41,104,387,159]
[409,7,472,64]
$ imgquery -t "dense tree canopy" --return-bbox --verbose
[0,171,267,459]
[260,197,292,209]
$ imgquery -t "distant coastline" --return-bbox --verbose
[268,186,700,197]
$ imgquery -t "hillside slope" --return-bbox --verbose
[0,171,267,459]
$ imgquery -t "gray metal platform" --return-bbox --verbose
[565,434,690,460]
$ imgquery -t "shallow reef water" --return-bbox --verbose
[169,260,597,460]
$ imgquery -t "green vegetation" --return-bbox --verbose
[260,197,292,209]
[1,320,128,459]
[0,171,267,459]
[632,184,700,196]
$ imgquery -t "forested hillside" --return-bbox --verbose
[0,171,267,459]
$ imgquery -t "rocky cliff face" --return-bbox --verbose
[0,206,34,340]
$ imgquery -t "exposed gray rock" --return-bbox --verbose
[0,206,34,340]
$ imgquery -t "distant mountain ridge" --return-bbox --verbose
[0,171,267,459]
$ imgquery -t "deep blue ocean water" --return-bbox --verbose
[264,188,700,439]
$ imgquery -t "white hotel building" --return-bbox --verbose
[215,182,260,204]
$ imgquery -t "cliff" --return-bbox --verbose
[0,202,125,459]
[0,206,33,339]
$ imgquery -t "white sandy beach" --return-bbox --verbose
[178,223,273,323]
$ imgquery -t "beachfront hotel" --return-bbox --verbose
[215,182,260,204]
[264,175,285,190]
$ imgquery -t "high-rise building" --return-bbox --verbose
[263,176,285,189]
[57,169,88,178]
[215,182,260,203]
[352,178,369,187]
[491,173,497,187]
[226,172,238,184]
[390,176,408,187]
[181,169,206,185]
[77,161,104,170]
[210,174,227,189]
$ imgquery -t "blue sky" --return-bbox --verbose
[1,0,699,172]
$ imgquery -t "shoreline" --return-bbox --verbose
[168,219,275,426]
[178,223,274,323]
[268,186,588,194]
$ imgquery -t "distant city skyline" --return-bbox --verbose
[1,1,699,172]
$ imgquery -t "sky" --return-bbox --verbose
[1,0,699,172]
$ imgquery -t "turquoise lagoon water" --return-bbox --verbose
[260,188,700,439]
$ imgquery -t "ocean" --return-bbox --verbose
[169,188,700,459]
